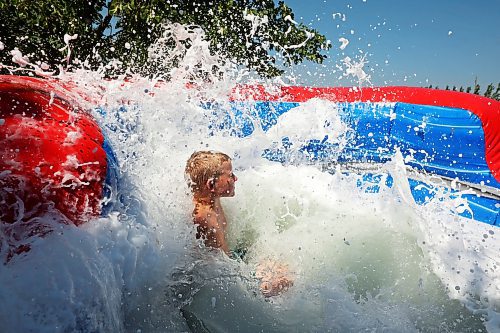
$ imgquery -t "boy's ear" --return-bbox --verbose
[206,178,215,191]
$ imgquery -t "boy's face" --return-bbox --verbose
[214,160,237,197]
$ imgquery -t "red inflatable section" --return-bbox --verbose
[231,85,500,182]
[0,75,107,227]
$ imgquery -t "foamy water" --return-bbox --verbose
[1,25,499,333]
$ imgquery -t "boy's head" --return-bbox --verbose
[185,151,237,197]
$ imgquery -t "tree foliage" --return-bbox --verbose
[493,83,500,100]
[0,0,330,78]
[484,83,494,98]
[427,82,500,101]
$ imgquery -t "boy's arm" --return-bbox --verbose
[194,213,230,255]
[255,259,293,297]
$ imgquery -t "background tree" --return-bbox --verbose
[0,1,109,70]
[484,83,494,98]
[0,0,330,78]
[426,81,500,100]
[473,83,481,95]
[492,83,500,101]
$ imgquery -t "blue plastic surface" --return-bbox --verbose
[210,101,500,226]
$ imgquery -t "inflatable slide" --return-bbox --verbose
[0,75,499,231]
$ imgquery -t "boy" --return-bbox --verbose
[185,151,236,254]
[185,151,292,297]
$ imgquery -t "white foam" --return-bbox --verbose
[339,37,349,50]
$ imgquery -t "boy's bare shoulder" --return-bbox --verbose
[192,203,216,226]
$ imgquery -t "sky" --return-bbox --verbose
[281,0,500,89]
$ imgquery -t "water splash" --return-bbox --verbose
[341,54,372,86]
[0,22,499,333]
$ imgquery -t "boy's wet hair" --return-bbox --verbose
[185,151,231,192]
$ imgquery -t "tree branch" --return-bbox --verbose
[95,9,113,38]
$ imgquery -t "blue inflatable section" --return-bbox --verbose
[212,101,500,226]
[101,135,120,215]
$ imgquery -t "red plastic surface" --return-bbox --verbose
[0,77,107,226]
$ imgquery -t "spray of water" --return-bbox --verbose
[0,23,499,333]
